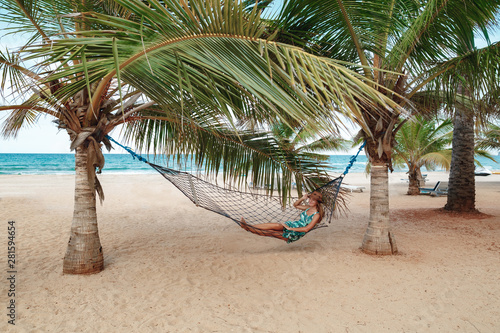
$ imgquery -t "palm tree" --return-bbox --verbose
[0,0,400,274]
[393,116,453,195]
[428,43,500,212]
[262,0,500,254]
[377,115,494,195]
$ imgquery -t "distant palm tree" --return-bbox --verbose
[393,116,453,195]
[393,116,497,195]
[436,45,500,212]
[0,0,397,274]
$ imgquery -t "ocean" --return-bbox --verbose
[0,153,498,175]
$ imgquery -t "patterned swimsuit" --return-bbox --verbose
[282,208,318,243]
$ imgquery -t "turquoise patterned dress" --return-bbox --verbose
[282,209,318,243]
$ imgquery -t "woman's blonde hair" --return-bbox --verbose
[311,191,325,221]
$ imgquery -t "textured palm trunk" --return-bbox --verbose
[444,109,476,212]
[361,164,398,255]
[407,167,421,195]
[63,144,104,274]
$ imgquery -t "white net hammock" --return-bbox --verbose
[106,136,364,240]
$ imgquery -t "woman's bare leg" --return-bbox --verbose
[240,218,288,241]
[251,223,284,231]
[263,231,289,241]
[240,218,284,231]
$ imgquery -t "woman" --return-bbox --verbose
[240,191,324,243]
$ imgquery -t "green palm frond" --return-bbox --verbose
[270,0,388,62]
[476,123,500,151]
[299,136,349,154]
[0,0,75,43]
[0,48,39,95]
[270,0,500,91]
[393,115,453,171]
[385,0,500,77]
[120,105,331,198]
[22,0,404,133]
[0,105,42,137]
[414,42,500,108]
[0,0,137,44]
[0,91,64,137]
[473,149,497,166]
[420,150,452,171]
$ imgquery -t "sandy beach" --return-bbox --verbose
[1,171,499,332]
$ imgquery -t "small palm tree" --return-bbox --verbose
[394,116,498,196]
[393,116,453,195]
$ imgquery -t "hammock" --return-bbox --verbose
[106,135,365,239]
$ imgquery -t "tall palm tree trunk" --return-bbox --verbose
[445,109,476,212]
[407,167,421,195]
[63,144,104,274]
[362,164,398,254]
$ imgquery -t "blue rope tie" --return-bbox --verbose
[105,135,149,163]
[342,141,366,176]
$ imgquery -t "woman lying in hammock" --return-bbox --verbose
[240,191,325,243]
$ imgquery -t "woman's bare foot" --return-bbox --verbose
[240,218,251,231]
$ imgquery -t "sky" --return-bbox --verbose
[0,5,499,154]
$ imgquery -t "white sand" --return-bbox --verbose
[1,172,499,332]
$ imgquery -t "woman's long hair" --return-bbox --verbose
[311,191,325,222]
[317,202,325,222]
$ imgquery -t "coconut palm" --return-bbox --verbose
[393,116,453,195]
[426,42,500,212]
[0,0,401,274]
[380,114,494,195]
[262,0,500,254]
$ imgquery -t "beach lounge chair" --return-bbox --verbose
[341,184,366,193]
[419,181,448,196]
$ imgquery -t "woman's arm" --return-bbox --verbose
[293,193,310,210]
[282,214,321,233]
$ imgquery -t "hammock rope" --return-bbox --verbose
[106,135,366,239]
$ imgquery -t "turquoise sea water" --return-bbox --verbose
[0,153,498,175]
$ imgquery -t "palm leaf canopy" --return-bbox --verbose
[266,0,500,94]
[122,108,334,199]
[21,0,404,130]
[419,42,500,108]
